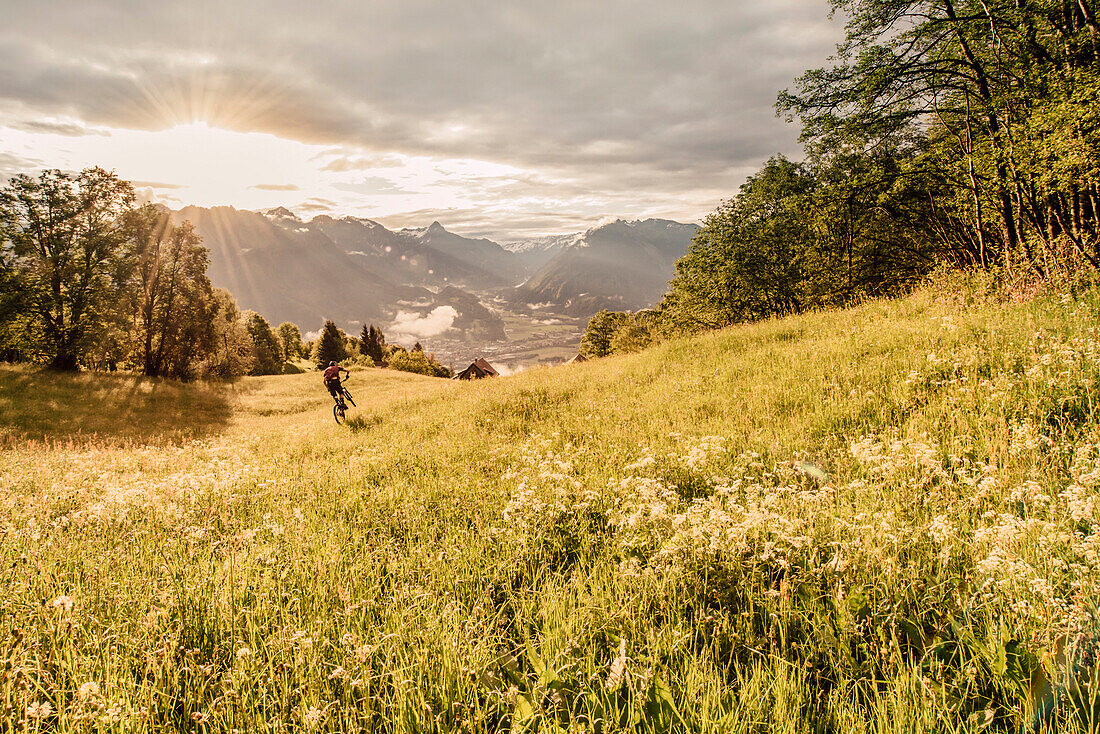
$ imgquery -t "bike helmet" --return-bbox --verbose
[329,361,337,367]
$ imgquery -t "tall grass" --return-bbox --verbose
[1,280,1098,732]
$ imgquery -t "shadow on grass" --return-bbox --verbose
[0,366,236,446]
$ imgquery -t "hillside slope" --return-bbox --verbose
[513,219,699,315]
[3,283,1099,730]
[176,206,430,328]
[173,206,507,341]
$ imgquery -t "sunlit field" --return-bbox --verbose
[2,278,1099,732]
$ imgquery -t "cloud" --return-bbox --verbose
[10,119,110,137]
[388,306,458,343]
[374,206,615,241]
[0,151,45,178]
[250,183,300,191]
[296,197,337,213]
[492,362,526,376]
[132,180,186,189]
[0,3,838,162]
[318,153,405,172]
[331,177,413,196]
[0,1,843,235]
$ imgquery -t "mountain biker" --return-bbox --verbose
[323,361,349,401]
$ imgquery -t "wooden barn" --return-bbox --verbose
[454,357,499,380]
[564,353,587,365]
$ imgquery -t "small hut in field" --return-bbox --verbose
[564,353,587,365]
[454,357,499,380]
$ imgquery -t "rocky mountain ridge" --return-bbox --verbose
[169,205,698,359]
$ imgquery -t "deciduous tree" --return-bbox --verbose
[0,168,135,369]
[122,205,215,378]
[277,322,304,362]
[580,310,630,358]
[246,312,283,375]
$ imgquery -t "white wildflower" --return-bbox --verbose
[26,701,53,719]
[928,515,954,544]
[303,706,324,727]
[606,638,628,689]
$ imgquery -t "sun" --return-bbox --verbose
[73,122,333,208]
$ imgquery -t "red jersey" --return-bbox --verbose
[323,365,343,382]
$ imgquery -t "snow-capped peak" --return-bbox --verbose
[262,206,300,222]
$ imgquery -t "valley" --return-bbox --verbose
[172,205,698,366]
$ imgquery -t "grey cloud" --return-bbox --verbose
[0,37,361,139]
[297,197,337,213]
[375,207,600,240]
[0,0,842,220]
[10,119,111,137]
[375,199,705,243]
[0,151,46,178]
[317,153,405,172]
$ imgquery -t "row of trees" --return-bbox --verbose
[584,0,1100,354]
[312,320,451,377]
[0,168,309,378]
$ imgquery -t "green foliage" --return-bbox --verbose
[0,311,37,363]
[387,347,452,378]
[246,312,283,376]
[359,323,385,363]
[780,0,1100,272]
[579,309,658,357]
[341,331,360,362]
[312,320,348,367]
[662,157,817,329]
[661,153,941,334]
[4,284,1100,730]
[0,168,135,370]
[122,206,216,378]
[580,310,630,357]
[609,317,653,355]
[199,289,254,378]
[277,322,305,362]
[0,170,235,378]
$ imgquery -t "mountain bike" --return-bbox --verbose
[332,374,356,424]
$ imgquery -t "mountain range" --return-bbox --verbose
[170,205,698,346]
[513,219,700,315]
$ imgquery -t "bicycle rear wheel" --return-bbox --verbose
[333,402,345,424]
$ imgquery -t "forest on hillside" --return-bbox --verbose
[584,0,1100,356]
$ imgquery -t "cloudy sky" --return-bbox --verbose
[0,1,841,241]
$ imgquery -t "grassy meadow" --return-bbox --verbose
[2,278,1099,732]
